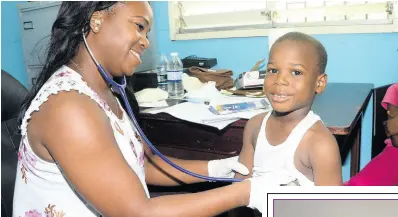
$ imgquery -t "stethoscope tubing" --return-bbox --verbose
[82,31,243,183]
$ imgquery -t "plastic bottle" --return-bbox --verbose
[156,54,168,92]
[167,52,184,99]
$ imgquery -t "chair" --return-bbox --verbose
[1,69,28,217]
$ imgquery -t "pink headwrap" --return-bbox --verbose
[382,83,398,109]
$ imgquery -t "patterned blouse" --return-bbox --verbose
[13,65,149,217]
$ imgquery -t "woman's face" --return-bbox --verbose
[89,2,153,77]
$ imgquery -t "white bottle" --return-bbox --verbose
[167,52,184,99]
[156,54,168,92]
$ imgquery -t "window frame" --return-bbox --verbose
[168,1,398,41]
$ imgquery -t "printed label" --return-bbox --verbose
[157,74,167,83]
[167,70,182,81]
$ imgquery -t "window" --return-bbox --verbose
[168,1,397,40]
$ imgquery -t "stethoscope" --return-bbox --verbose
[82,31,243,183]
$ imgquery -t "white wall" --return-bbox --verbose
[274,200,397,217]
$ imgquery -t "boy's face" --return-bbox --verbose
[264,40,327,114]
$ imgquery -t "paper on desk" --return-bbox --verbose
[139,100,168,108]
[135,88,169,108]
[185,81,223,101]
[146,101,271,130]
[185,81,266,105]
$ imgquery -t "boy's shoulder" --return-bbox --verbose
[244,112,269,148]
[303,120,338,151]
[307,120,334,139]
[302,120,342,176]
[245,112,268,130]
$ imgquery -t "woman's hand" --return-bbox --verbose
[208,156,249,178]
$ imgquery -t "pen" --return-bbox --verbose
[184,98,210,105]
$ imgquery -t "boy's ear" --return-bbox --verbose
[315,73,327,94]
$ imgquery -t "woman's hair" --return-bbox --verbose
[19,1,140,124]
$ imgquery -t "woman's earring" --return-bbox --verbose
[91,19,101,33]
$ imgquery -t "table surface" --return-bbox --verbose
[140,83,373,135]
[311,82,373,134]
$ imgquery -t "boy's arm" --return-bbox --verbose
[234,113,266,179]
[308,127,343,186]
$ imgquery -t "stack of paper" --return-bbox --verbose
[146,100,272,130]
[141,81,272,129]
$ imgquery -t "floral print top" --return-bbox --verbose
[13,66,149,217]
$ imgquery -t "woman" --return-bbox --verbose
[14,2,265,216]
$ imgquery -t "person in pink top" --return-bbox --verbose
[345,83,398,186]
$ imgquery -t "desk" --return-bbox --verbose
[139,83,373,216]
[140,83,373,175]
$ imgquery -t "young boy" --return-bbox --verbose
[235,32,343,186]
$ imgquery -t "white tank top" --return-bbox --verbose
[252,111,321,186]
[13,65,149,217]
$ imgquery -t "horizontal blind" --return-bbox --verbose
[171,1,395,35]
[272,1,393,28]
[175,1,271,33]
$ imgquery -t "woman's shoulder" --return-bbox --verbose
[25,65,111,134]
[33,88,112,142]
[38,65,106,110]
[46,65,83,84]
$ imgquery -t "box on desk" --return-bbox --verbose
[182,55,218,69]
[129,70,158,92]
[235,70,266,90]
